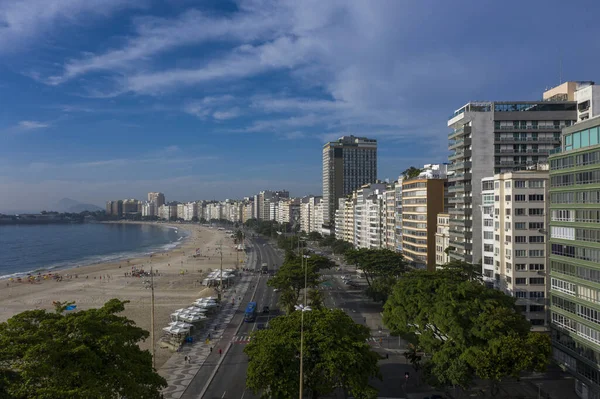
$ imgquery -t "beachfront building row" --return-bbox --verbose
[446,82,586,265]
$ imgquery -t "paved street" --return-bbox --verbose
[180,236,282,399]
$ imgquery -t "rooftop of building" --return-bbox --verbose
[323,135,377,147]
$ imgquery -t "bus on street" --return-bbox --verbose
[244,301,257,322]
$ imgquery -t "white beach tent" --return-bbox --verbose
[162,326,190,335]
[179,314,206,323]
[168,321,194,329]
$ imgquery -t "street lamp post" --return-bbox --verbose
[218,241,223,302]
[297,246,310,399]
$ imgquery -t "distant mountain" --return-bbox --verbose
[51,198,103,213]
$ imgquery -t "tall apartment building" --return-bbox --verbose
[182,202,198,221]
[158,203,178,220]
[148,192,165,216]
[447,91,577,264]
[549,115,600,398]
[141,201,155,217]
[486,169,549,330]
[435,213,450,267]
[353,183,387,249]
[383,184,396,250]
[395,176,404,252]
[300,196,323,234]
[255,190,289,221]
[402,174,447,271]
[277,198,300,226]
[335,196,356,244]
[481,178,496,288]
[322,136,377,227]
[242,202,253,223]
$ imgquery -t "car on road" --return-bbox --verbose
[262,306,270,313]
[273,288,279,292]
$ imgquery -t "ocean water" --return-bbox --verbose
[0,223,186,279]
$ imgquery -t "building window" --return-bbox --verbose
[515,222,526,229]
[529,263,545,270]
[529,277,545,285]
[505,195,511,202]
[529,208,544,216]
[529,236,545,243]
[529,194,544,202]
[515,236,527,243]
[516,278,527,285]
[505,181,511,188]
[515,249,527,257]
[529,180,545,188]
[514,180,526,188]
[514,194,526,201]
[529,249,544,257]
[529,222,544,229]
[515,264,527,271]
[515,291,527,298]
[484,231,494,239]
[515,208,526,216]
[529,305,545,312]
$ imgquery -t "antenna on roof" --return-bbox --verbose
[559,52,563,85]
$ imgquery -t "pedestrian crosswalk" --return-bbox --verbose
[232,334,253,344]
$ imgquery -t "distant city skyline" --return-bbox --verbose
[1,1,599,212]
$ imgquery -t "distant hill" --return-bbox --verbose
[51,198,103,213]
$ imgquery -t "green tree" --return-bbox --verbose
[383,270,551,390]
[0,299,167,398]
[245,308,380,398]
[268,254,334,307]
[402,166,422,179]
[344,248,407,288]
[307,231,323,241]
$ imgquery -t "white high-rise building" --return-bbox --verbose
[300,196,322,233]
[383,184,396,250]
[141,201,155,217]
[481,178,496,288]
[484,168,549,330]
[447,97,576,264]
[183,202,198,221]
[322,136,378,227]
[353,183,386,249]
[148,192,165,216]
[435,213,450,267]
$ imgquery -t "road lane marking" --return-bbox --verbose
[221,392,226,398]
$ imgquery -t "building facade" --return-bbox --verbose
[402,177,447,270]
[447,94,576,264]
[549,116,600,398]
[481,178,496,288]
[353,183,386,249]
[148,192,165,216]
[395,176,404,252]
[383,184,396,250]
[490,169,549,330]
[322,136,378,226]
[435,213,450,267]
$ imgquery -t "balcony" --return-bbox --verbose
[448,172,471,182]
[496,136,558,143]
[448,184,472,193]
[495,125,566,131]
[448,250,466,261]
[448,195,472,204]
[448,151,465,161]
[448,161,472,171]
[449,239,465,248]
[449,218,472,227]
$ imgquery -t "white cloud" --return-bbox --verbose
[18,120,49,130]
[45,6,287,84]
[184,96,241,121]
[0,0,141,54]
[213,108,241,120]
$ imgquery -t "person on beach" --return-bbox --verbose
[184,355,188,363]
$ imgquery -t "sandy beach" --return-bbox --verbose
[0,222,244,369]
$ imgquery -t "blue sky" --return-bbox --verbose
[1,0,599,212]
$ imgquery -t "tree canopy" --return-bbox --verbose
[382,269,551,390]
[402,166,422,179]
[245,308,380,398]
[0,299,167,399]
[268,253,335,311]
